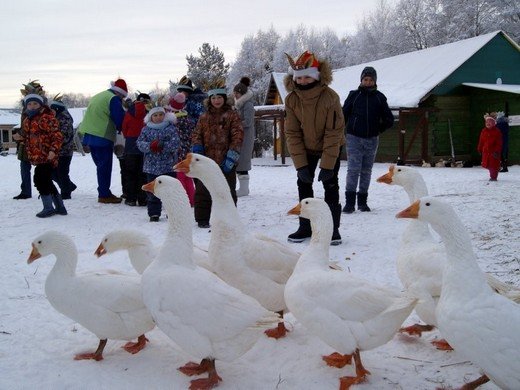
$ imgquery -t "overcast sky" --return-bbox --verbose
[0,0,382,107]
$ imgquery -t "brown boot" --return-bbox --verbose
[98,195,122,204]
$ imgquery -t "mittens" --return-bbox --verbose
[318,168,334,182]
[297,166,313,184]
[192,144,204,155]
[221,150,240,174]
[150,139,163,153]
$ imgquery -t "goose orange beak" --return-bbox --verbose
[396,200,420,219]
[94,243,107,257]
[142,180,156,194]
[27,243,41,264]
[287,203,301,216]
[174,154,192,173]
[376,165,395,184]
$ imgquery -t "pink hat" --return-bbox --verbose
[484,113,496,124]
[168,93,186,111]
[110,78,128,97]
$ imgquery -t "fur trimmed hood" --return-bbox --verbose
[203,95,236,111]
[283,59,333,92]
[144,110,177,126]
[234,89,254,110]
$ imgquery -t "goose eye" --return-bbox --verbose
[397,169,401,172]
[195,158,199,161]
[304,201,309,205]
[104,238,108,243]
[38,240,42,244]
[425,202,431,206]
[158,180,162,184]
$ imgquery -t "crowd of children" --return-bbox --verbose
[14,76,250,225]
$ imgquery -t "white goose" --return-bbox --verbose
[141,176,280,389]
[397,197,520,390]
[174,153,299,338]
[378,165,520,347]
[94,229,212,274]
[95,230,156,274]
[27,231,155,361]
[285,198,418,389]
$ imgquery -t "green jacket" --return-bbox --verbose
[78,90,118,142]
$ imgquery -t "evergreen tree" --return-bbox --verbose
[186,43,229,90]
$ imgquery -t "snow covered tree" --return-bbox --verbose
[228,26,280,104]
[440,0,501,41]
[348,0,402,63]
[186,43,229,90]
[60,93,91,108]
[393,0,446,50]
[271,24,350,72]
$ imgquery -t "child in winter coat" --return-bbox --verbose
[50,99,77,199]
[191,85,243,228]
[168,93,196,206]
[137,106,180,221]
[21,94,66,218]
[122,93,151,206]
[478,114,503,181]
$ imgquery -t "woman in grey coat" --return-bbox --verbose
[233,77,255,197]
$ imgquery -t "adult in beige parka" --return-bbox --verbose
[284,51,345,245]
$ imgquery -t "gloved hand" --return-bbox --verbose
[192,144,204,155]
[318,168,334,182]
[221,149,240,174]
[150,139,164,153]
[297,166,313,184]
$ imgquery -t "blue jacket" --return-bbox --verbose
[185,89,206,122]
[137,119,180,175]
[342,86,394,139]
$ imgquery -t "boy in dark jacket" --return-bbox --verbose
[122,93,150,206]
[50,98,77,199]
[342,66,394,213]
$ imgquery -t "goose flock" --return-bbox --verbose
[27,156,519,390]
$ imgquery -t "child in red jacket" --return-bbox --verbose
[478,113,503,181]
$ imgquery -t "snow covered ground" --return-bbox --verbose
[1,151,518,390]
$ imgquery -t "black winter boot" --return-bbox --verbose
[52,193,68,215]
[342,191,356,214]
[330,203,342,246]
[36,195,56,218]
[357,192,371,212]
[500,159,508,173]
[288,217,312,243]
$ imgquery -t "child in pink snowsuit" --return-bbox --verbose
[168,93,196,206]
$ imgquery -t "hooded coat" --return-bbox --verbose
[192,98,243,166]
[478,125,502,170]
[235,89,255,171]
[22,105,62,167]
[283,60,345,170]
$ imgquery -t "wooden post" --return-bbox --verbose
[398,110,405,162]
[273,118,278,161]
[421,111,429,162]
[280,118,286,165]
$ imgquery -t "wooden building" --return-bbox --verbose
[0,109,21,150]
[265,31,520,165]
